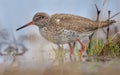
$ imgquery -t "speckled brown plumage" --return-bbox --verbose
[16,12,116,45]
[50,13,115,32]
[16,12,116,58]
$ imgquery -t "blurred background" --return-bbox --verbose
[0,0,120,75]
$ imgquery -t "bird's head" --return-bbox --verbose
[16,12,50,31]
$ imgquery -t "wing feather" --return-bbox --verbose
[50,14,97,32]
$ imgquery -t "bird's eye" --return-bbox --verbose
[41,16,44,18]
[35,16,44,21]
[39,16,44,19]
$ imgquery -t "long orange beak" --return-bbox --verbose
[16,21,34,31]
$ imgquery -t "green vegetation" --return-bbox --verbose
[86,38,120,57]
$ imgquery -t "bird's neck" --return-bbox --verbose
[38,19,50,29]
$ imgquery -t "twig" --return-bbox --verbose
[87,4,100,52]
[106,10,111,42]
[106,11,120,21]
[102,28,107,34]
[88,32,94,49]
[95,4,101,21]
[102,12,120,35]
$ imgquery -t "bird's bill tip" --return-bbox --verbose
[16,21,34,31]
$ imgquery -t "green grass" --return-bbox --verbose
[87,39,104,56]
[86,38,120,57]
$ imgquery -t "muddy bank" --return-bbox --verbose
[0,58,120,75]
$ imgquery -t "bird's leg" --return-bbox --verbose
[68,43,74,61]
[73,42,76,49]
[77,39,85,57]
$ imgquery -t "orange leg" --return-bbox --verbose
[78,39,85,57]
[68,43,74,60]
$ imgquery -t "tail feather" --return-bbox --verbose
[92,20,116,31]
[99,20,116,28]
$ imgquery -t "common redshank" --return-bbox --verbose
[16,12,116,58]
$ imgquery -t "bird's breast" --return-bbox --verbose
[39,27,87,44]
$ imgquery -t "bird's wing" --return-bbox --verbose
[50,14,97,33]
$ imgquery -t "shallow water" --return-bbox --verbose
[0,31,119,75]
[0,38,120,75]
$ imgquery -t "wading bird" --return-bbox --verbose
[16,12,116,59]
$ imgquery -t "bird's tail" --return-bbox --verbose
[98,20,116,28]
[92,20,116,31]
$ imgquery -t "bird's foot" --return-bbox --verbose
[68,43,74,61]
[77,39,86,58]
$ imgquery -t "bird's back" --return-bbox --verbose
[50,13,116,33]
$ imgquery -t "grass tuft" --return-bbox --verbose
[87,38,120,58]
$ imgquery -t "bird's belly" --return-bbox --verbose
[40,28,92,44]
[55,30,80,44]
